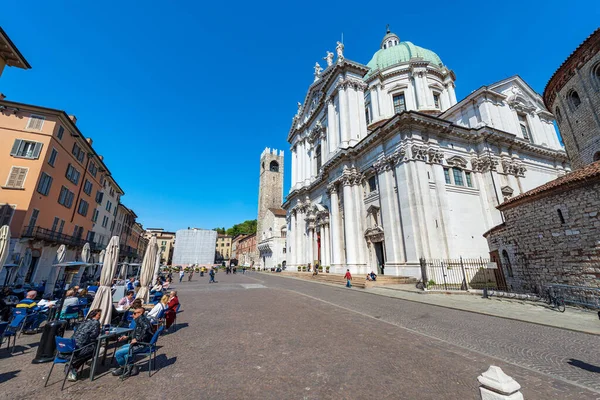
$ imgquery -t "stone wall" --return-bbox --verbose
[545,30,600,169]
[486,181,600,291]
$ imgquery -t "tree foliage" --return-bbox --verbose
[213,227,226,235]
[226,220,257,237]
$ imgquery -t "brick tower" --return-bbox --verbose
[257,148,284,243]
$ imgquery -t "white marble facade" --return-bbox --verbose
[283,29,569,278]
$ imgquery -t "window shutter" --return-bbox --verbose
[15,168,27,188]
[10,139,22,156]
[6,168,18,187]
[32,142,43,159]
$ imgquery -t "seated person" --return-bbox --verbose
[59,289,80,318]
[150,279,163,294]
[147,295,168,323]
[16,290,50,331]
[117,291,135,310]
[112,305,153,377]
[369,271,377,281]
[126,277,135,292]
[64,308,102,382]
[164,291,179,328]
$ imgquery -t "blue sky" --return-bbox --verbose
[1,1,598,231]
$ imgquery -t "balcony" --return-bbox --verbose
[21,226,86,248]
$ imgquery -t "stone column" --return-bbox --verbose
[320,134,327,169]
[307,226,314,265]
[305,145,312,183]
[352,180,367,269]
[297,141,304,185]
[291,146,298,188]
[319,224,325,264]
[327,97,338,154]
[356,83,368,140]
[342,171,358,268]
[338,84,350,148]
[328,184,343,270]
[375,157,405,265]
[323,224,330,267]
[371,87,380,120]
[296,208,305,266]
[289,212,297,267]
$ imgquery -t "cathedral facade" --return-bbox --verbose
[283,28,569,278]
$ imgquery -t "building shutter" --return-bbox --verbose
[15,168,28,188]
[32,142,43,159]
[10,139,22,156]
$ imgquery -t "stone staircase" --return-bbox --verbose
[278,271,416,289]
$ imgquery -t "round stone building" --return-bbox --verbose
[544,28,600,169]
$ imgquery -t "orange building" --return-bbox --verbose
[0,99,117,288]
[236,233,257,267]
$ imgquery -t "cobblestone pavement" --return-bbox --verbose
[0,272,599,399]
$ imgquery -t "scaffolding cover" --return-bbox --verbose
[172,229,217,265]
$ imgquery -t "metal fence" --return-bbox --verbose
[542,284,600,309]
[419,257,508,291]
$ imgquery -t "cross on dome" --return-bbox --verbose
[381,25,400,50]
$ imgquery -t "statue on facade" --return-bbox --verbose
[336,41,344,62]
[314,62,323,81]
[324,51,334,67]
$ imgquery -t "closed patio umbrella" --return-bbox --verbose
[81,242,90,263]
[88,236,119,325]
[45,244,66,296]
[152,246,161,283]
[15,248,31,285]
[0,225,11,287]
[136,236,158,303]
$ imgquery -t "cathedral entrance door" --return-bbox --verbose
[374,242,385,275]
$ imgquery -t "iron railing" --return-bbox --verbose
[543,284,600,309]
[21,226,86,248]
[419,257,508,291]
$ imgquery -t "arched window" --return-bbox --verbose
[269,160,279,172]
[567,90,581,110]
[315,145,322,172]
[592,63,600,88]
[555,107,562,123]
[383,44,387,49]
[502,250,513,278]
[594,152,600,162]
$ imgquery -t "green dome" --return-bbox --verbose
[366,41,444,75]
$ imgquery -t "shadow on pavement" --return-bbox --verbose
[169,322,189,333]
[0,342,39,359]
[568,359,600,373]
[0,370,20,384]
[154,354,177,370]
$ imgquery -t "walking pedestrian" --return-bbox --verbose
[344,269,352,288]
[209,268,217,283]
[188,269,194,282]
[179,269,184,283]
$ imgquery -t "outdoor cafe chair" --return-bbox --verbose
[2,314,26,353]
[44,336,95,391]
[170,304,181,333]
[122,326,164,378]
[61,305,83,329]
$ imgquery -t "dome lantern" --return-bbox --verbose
[381,24,400,50]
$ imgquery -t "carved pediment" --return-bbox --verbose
[364,226,385,243]
[501,185,514,197]
[447,155,468,168]
[366,205,380,215]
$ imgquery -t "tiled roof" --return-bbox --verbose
[268,208,287,217]
[498,161,600,210]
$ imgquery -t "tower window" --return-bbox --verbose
[393,93,406,114]
[593,63,600,88]
[567,90,581,110]
[269,160,279,172]
[368,176,377,192]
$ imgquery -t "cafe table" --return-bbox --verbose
[89,326,133,381]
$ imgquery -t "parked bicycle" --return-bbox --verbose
[544,287,566,312]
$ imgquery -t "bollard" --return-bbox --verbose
[478,366,523,400]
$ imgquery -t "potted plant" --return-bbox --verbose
[325,266,330,273]
[318,265,323,273]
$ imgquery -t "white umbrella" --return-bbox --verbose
[45,244,67,296]
[88,236,119,325]
[152,246,161,283]
[0,225,11,286]
[136,236,158,303]
[81,242,90,263]
[99,249,106,264]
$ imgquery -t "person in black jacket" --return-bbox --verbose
[64,309,102,381]
[112,305,153,376]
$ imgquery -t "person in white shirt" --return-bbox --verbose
[179,269,185,283]
[147,295,169,323]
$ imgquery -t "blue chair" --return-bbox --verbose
[2,314,26,353]
[60,305,83,328]
[11,308,27,318]
[124,326,164,377]
[44,337,95,390]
